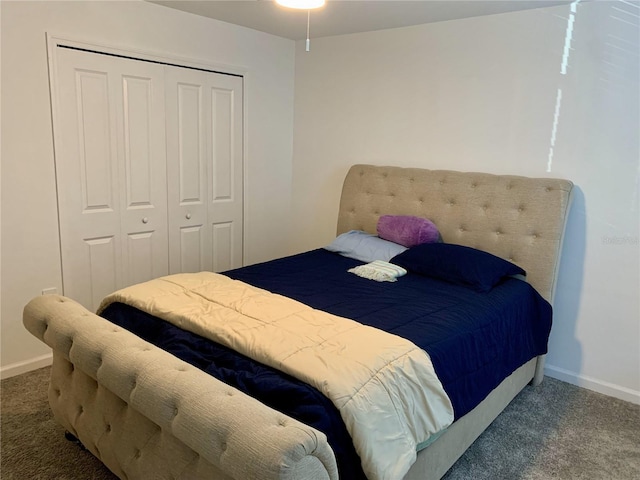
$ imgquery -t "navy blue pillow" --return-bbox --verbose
[390,243,526,292]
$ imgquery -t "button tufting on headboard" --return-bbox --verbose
[337,164,574,304]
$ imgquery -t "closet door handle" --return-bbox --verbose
[185,213,192,220]
[142,217,149,224]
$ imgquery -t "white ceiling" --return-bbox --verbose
[149,0,574,41]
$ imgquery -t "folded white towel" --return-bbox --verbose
[348,260,407,282]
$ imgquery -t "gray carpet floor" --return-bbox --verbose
[1,366,639,479]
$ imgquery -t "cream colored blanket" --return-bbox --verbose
[98,272,454,480]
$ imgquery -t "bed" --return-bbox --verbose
[23,164,574,480]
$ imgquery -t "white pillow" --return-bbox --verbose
[324,230,407,263]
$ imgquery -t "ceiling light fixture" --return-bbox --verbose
[274,0,326,52]
[275,0,325,9]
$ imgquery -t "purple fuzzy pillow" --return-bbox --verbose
[377,215,441,248]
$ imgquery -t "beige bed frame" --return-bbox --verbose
[24,164,574,480]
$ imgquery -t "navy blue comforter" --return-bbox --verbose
[100,248,552,479]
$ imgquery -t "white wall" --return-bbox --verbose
[0,0,295,375]
[291,2,639,403]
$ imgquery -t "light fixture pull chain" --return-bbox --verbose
[306,9,311,52]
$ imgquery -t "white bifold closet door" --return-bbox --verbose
[54,47,169,311]
[53,46,243,311]
[165,66,243,275]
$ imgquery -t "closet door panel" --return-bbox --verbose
[167,67,243,274]
[180,225,205,274]
[118,66,169,287]
[84,236,119,310]
[53,48,167,310]
[212,221,234,272]
[177,84,205,204]
[123,76,155,206]
[209,81,240,271]
[166,68,210,273]
[209,77,243,270]
[76,70,115,211]
[55,48,122,310]
[211,88,233,201]
[126,231,155,286]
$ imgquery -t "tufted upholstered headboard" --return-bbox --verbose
[337,164,574,304]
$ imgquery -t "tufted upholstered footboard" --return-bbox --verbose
[23,294,338,480]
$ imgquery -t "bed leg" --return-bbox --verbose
[64,431,86,450]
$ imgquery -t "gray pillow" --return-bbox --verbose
[324,230,407,263]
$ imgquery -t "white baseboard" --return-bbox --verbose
[1,353,53,380]
[545,364,640,406]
